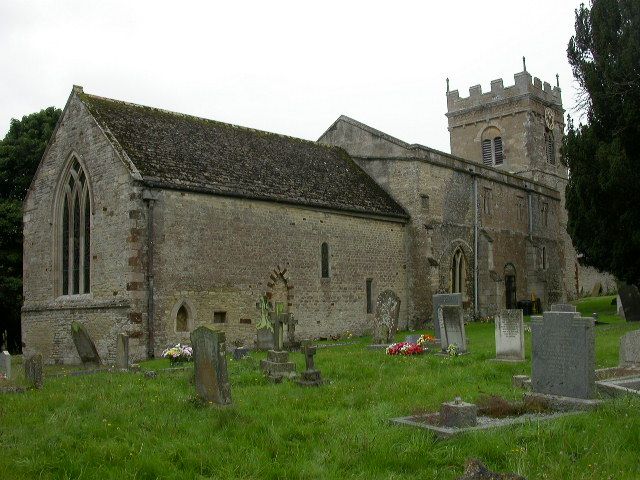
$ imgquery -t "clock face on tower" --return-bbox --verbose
[544,107,555,130]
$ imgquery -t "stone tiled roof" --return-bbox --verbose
[79,92,407,219]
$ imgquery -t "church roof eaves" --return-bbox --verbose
[77,92,408,221]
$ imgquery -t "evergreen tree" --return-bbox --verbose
[0,107,61,352]
[564,0,640,285]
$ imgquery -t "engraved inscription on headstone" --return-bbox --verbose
[372,290,401,345]
[432,293,462,341]
[531,311,595,399]
[619,330,640,367]
[495,309,524,361]
[190,326,232,405]
[440,305,467,353]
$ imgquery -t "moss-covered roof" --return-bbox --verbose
[79,92,407,219]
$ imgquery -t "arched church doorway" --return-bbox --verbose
[504,263,517,309]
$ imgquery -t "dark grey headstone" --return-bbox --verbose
[617,281,640,322]
[531,311,595,399]
[619,330,640,367]
[116,333,129,369]
[256,328,275,351]
[24,354,43,389]
[495,310,524,361]
[71,322,100,365]
[0,351,11,380]
[405,334,421,344]
[440,305,467,353]
[232,347,250,360]
[372,290,401,344]
[190,326,232,405]
[432,293,462,340]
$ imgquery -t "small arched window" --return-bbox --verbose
[321,242,330,278]
[451,248,466,295]
[481,127,504,167]
[545,129,556,164]
[59,157,91,295]
[176,305,189,332]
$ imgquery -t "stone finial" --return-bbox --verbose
[556,73,560,88]
[446,77,450,93]
[522,56,527,72]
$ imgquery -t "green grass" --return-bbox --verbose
[2,296,640,479]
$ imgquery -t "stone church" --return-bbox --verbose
[22,68,613,363]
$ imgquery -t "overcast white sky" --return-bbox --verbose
[1,0,585,152]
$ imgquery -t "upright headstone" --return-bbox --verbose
[617,295,626,319]
[495,310,525,361]
[256,328,275,351]
[440,305,467,353]
[116,333,129,369]
[71,321,101,365]
[0,351,11,380]
[432,293,462,341]
[617,281,640,322]
[372,290,401,345]
[619,330,640,367]
[190,326,232,405]
[531,305,595,399]
[24,354,43,389]
[590,282,603,297]
[550,304,577,313]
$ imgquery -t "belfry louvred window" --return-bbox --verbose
[481,128,504,167]
[60,158,91,295]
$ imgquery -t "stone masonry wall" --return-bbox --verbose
[22,91,146,364]
[150,191,407,352]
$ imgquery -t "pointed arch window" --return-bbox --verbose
[59,158,91,295]
[451,248,466,295]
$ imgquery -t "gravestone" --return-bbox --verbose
[270,312,290,351]
[440,305,467,353]
[190,326,232,405]
[232,347,250,360]
[590,282,603,297]
[0,351,11,380]
[432,293,462,341]
[616,295,626,319]
[256,328,275,351]
[531,306,595,399]
[24,354,43,389]
[550,304,576,313]
[372,290,401,345]
[297,343,324,387]
[440,397,477,428]
[116,333,129,369]
[284,313,298,349]
[71,321,101,365]
[260,350,296,382]
[617,281,640,322]
[494,310,524,361]
[619,330,640,367]
[405,334,421,344]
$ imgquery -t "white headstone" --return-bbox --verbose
[0,351,11,380]
[495,310,524,361]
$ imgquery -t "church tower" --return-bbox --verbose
[446,64,565,185]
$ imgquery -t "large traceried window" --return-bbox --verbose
[59,157,91,295]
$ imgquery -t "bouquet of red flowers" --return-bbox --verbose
[386,342,424,356]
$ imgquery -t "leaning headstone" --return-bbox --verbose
[619,330,640,367]
[116,333,129,369]
[531,307,595,399]
[0,351,11,380]
[440,305,467,353]
[297,343,324,387]
[590,282,603,297]
[71,321,101,365]
[190,326,232,405]
[24,354,43,389]
[372,290,401,345]
[494,310,524,361]
[616,295,626,319]
[432,293,462,341]
[617,281,640,322]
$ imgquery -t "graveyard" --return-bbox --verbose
[2,295,640,479]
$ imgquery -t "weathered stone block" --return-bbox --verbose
[190,326,232,405]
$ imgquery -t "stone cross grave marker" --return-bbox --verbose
[440,305,467,353]
[495,309,525,361]
[531,304,595,399]
[24,354,43,389]
[0,351,11,380]
[270,313,290,351]
[116,333,129,369]
[297,342,323,387]
[432,293,462,341]
[190,326,232,405]
[619,330,640,367]
[372,290,401,345]
[304,344,316,371]
[71,321,101,365]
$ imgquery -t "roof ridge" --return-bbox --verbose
[80,91,336,151]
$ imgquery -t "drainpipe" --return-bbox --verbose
[470,168,479,315]
[526,184,533,239]
[143,189,159,358]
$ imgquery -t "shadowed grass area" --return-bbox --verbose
[1,296,639,479]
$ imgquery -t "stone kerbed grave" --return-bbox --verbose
[494,309,524,362]
[439,305,467,354]
[597,376,640,398]
[391,397,582,439]
[190,326,232,405]
[528,303,601,409]
[260,350,296,382]
[71,321,101,366]
[296,343,324,387]
[372,290,401,345]
[432,293,462,342]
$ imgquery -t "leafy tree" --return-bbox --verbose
[564,0,640,285]
[0,107,61,352]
